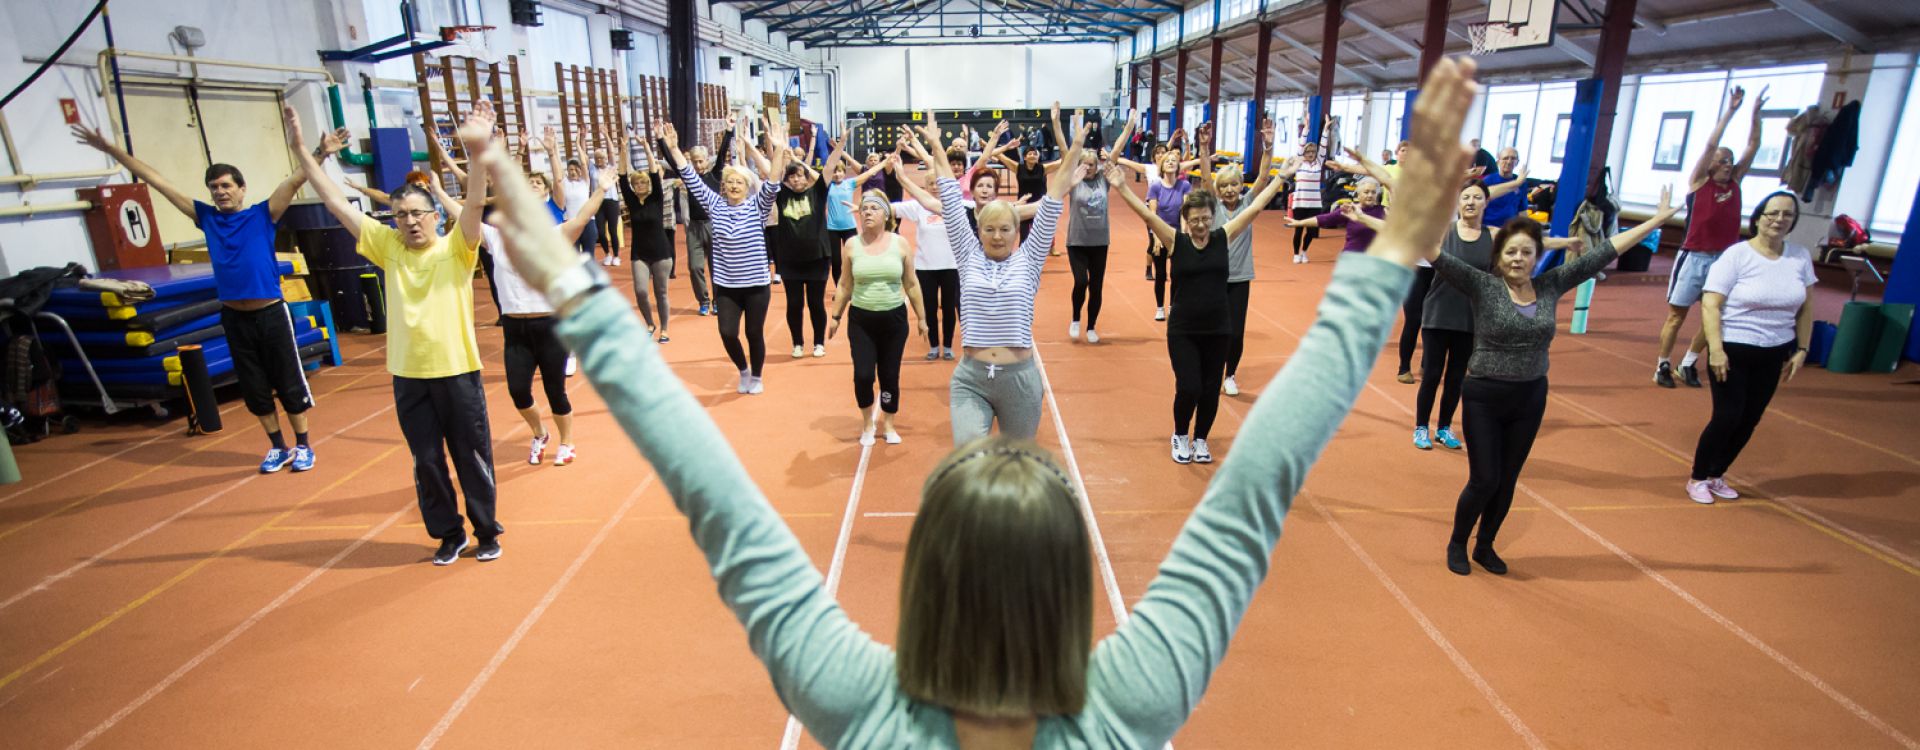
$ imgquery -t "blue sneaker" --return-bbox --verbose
[1413,427,1432,450]
[1435,427,1462,450]
[260,447,294,473]
[291,445,316,472]
[699,303,712,316]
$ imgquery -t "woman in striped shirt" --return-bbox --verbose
[1288,141,1326,264]
[900,108,1095,444]
[656,120,786,395]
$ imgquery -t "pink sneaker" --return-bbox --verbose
[1685,479,1715,505]
[528,433,549,465]
[554,444,576,466]
[1706,477,1739,500]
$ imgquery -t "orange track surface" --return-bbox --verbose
[3,199,1917,749]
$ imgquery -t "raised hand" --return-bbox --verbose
[320,128,352,155]
[457,100,497,157]
[71,122,114,152]
[281,105,307,149]
[1727,85,1746,114]
[1655,184,1677,220]
[541,126,559,154]
[522,130,541,152]
[1370,56,1479,268]
[1752,86,1771,118]
[596,168,619,193]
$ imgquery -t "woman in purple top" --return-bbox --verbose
[1292,177,1387,252]
[1145,159,1193,321]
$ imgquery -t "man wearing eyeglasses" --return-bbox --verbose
[70,117,350,475]
[289,103,503,566]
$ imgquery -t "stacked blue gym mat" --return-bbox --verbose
[42,263,334,404]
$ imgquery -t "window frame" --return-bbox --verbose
[1745,107,1798,178]
[1498,113,1522,152]
[1550,113,1571,164]
[1652,112,1692,172]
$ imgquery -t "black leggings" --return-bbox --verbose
[502,315,572,415]
[1451,376,1547,549]
[1226,281,1251,377]
[573,215,600,255]
[714,285,770,376]
[829,228,854,285]
[1168,332,1229,439]
[916,268,959,349]
[848,305,908,413]
[785,278,828,347]
[1416,328,1472,430]
[1149,237,1169,308]
[1691,341,1794,480]
[1399,266,1434,374]
[476,246,503,314]
[596,200,623,257]
[1068,244,1109,328]
[1291,206,1323,255]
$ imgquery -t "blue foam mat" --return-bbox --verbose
[62,326,325,385]
[49,261,293,307]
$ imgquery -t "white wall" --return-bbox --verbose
[834,44,1114,112]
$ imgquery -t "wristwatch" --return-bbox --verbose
[545,257,612,314]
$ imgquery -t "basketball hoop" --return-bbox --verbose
[1466,21,1521,55]
[437,25,499,64]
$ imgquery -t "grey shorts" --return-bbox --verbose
[1666,249,1723,307]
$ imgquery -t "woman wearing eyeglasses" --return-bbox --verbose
[1686,192,1815,504]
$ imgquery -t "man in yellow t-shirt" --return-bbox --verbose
[290,103,503,566]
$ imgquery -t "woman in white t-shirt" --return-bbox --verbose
[891,163,961,360]
[1687,191,1815,504]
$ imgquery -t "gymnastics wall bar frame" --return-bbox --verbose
[412,50,532,175]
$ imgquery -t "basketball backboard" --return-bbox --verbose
[1471,0,1558,54]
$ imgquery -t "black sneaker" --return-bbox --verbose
[433,534,470,566]
[1681,364,1702,388]
[1653,361,1676,388]
[1472,547,1508,575]
[1446,543,1470,576]
[475,538,502,562]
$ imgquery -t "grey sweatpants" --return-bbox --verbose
[949,356,1043,445]
[686,219,712,307]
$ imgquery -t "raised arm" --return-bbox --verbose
[284,106,371,240]
[267,126,349,221]
[425,121,467,183]
[344,179,393,207]
[1223,165,1286,240]
[1487,166,1530,199]
[1089,57,1480,744]
[542,126,567,211]
[1691,86,1746,192]
[470,141,890,747]
[558,169,615,243]
[453,101,495,248]
[1731,87,1770,182]
[69,123,197,218]
[1108,163,1176,248]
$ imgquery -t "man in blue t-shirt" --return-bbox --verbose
[73,119,348,474]
[1481,147,1527,229]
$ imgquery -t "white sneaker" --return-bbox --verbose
[812,344,826,358]
[1223,376,1239,396]
[1685,479,1715,505]
[1706,477,1740,500]
[747,375,764,395]
[612,256,622,266]
[792,345,805,359]
[1154,307,1166,321]
[600,257,611,266]
[528,432,549,465]
[738,370,752,394]
[554,444,575,466]
[1085,329,1100,344]
[884,430,902,445]
[1170,434,1193,464]
[1069,321,1081,340]
[1192,438,1213,463]
[565,355,578,376]
[860,426,876,446]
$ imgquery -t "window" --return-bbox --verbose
[1747,108,1797,178]
[1184,4,1212,39]
[1653,112,1692,171]
[1871,64,1920,237]
[527,6,593,89]
[1551,114,1571,163]
[1498,114,1521,151]
[1157,16,1179,49]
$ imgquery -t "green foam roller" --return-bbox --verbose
[1870,303,1914,373]
[1827,301,1883,374]
[0,431,19,485]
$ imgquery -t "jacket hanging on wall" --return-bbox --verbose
[1782,106,1829,195]
[1803,100,1860,200]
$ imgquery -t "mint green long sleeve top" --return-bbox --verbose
[553,252,1414,748]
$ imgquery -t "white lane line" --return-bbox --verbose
[778,438,876,750]
[418,475,657,750]
[1035,350,1130,625]
[67,506,410,749]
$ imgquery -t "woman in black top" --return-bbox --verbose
[1014,149,1048,240]
[622,138,674,343]
[1110,159,1286,466]
[774,151,834,358]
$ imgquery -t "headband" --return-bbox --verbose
[931,446,1078,499]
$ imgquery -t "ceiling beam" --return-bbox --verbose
[1345,10,1423,58]
[1270,30,1378,88]
[1767,0,1875,51]
[1550,34,1595,66]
